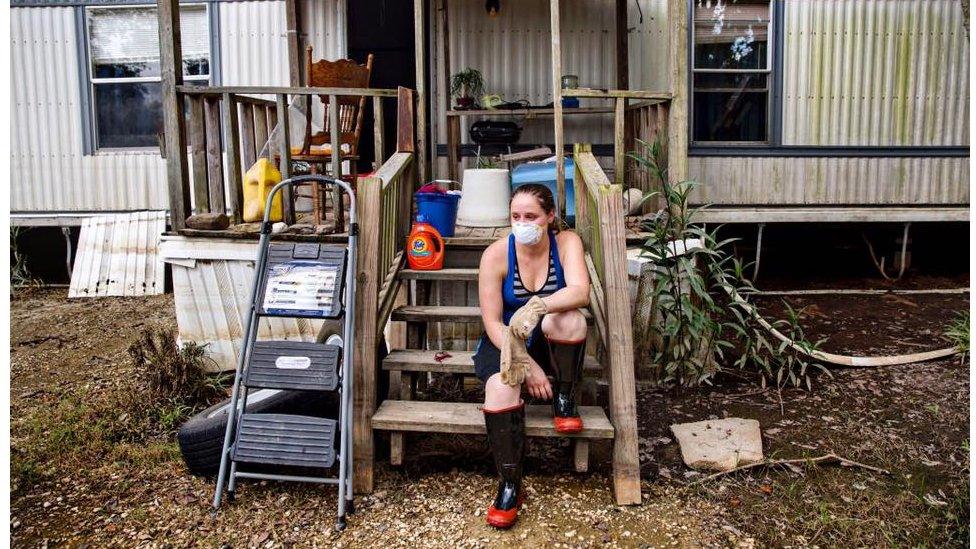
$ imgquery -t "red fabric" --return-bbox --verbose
[553,415,583,434]
[417,183,447,194]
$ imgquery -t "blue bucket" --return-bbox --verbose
[415,192,461,237]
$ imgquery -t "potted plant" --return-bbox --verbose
[451,68,485,110]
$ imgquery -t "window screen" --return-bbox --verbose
[691,0,771,144]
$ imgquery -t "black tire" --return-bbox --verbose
[178,389,338,477]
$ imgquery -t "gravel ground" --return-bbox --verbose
[10,286,969,547]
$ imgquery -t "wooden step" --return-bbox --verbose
[399,268,479,281]
[372,400,614,439]
[383,349,603,375]
[391,305,593,324]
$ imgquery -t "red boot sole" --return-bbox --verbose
[554,416,584,434]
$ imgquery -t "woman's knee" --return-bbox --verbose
[483,373,521,410]
[540,309,587,341]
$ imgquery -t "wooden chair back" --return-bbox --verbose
[301,47,374,156]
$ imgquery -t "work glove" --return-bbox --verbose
[500,329,530,387]
[508,296,548,340]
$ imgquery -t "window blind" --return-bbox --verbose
[88,5,208,66]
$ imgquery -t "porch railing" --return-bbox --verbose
[572,143,641,505]
[169,85,402,230]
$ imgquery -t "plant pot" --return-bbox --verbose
[455,96,475,110]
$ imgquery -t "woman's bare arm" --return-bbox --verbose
[539,231,590,313]
[478,240,509,350]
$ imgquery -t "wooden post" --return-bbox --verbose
[187,95,209,213]
[204,97,226,213]
[275,93,294,224]
[436,0,451,180]
[549,0,565,217]
[284,0,301,86]
[598,182,641,506]
[373,96,385,170]
[614,97,626,186]
[446,115,460,183]
[667,0,689,184]
[158,0,190,229]
[616,0,629,90]
[414,0,429,183]
[397,87,416,154]
[241,103,257,168]
[223,93,244,223]
[329,94,344,232]
[354,173,383,494]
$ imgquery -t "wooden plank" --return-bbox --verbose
[382,349,602,375]
[284,0,301,86]
[373,152,414,187]
[446,115,460,183]
[614,97,626,186]
[562,89,672,100]
[329,94,343,232]
[549,0,565,217]
[372,401,615,439]
[253,105,269,158]
[391,305,592,324]
[223,93,244,223]
[596,180,641,505]
[444,107,614,117]
[204,97,226,213]
[574,439,590,473]
[187,95,209,213]
[158,0,190,230]
[276,94,294,224]
[414,0,428,183]
[178,85,399,97]
[397,87,416,153]
[667,0,689,184]
[353,173,383,494]
[373,96,385,170]
[399,268,479,281]
[240,102,257,169]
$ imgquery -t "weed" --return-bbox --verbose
[128,327,226,405]
[10,227,39,291]
[943,311,969,365]
[629,138,827,389]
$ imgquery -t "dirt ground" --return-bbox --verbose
[9,284,970,548]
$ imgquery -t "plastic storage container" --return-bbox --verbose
[414,192,461,237]
[511,158,576,225]
[243,158,283,222]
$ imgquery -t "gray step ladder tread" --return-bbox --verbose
[399,268,479,281]
[372,400,614,439]
[391,305,593,324]
[382,349,602,375]
[232,414,338,468]
[244,341,340,391]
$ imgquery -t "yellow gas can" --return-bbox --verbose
[243,158,283,222]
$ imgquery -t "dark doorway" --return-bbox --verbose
[347,0,417,174]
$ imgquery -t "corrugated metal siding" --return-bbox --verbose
[782,0,970,146]
[219,1,290,86]
[301,0,346,61]
[10,7,168,212]
[160,236,329,372]
[688,156,970,205]
[68,211,167,297]
[434,0,668,150]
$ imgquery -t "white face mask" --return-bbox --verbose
[511,221,544,245]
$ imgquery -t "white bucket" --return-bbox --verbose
[456,168,511,227]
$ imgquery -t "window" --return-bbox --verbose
[85,5,210,150]
[691,0,772,144]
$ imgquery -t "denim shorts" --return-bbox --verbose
[471,324,552,383]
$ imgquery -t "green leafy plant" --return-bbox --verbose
[450,68,485,100]
[629,138,828,389]
[128,327,227,406]
[476,155,501,169]
[944,311,970,365]
[10,227,39,291]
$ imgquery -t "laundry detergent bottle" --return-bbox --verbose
[243,158,284,222]
[406,214,445,270]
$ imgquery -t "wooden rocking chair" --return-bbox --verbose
[292,47,374,230]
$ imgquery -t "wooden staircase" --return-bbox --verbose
[371,243,615,473]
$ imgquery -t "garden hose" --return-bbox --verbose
[723,285,962,367]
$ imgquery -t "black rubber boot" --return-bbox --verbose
[547,338,586,433]
[483,402,526,528]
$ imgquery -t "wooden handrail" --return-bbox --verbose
[562,88,672,100]
[371,152,413,190]
[178,85,399,97]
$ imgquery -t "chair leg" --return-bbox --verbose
[310,164,323,226]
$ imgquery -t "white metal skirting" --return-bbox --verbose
[160,236,333,372]
[68,211,167,297]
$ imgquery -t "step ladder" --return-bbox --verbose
[212,175,358,531]
[372,248,615,474]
